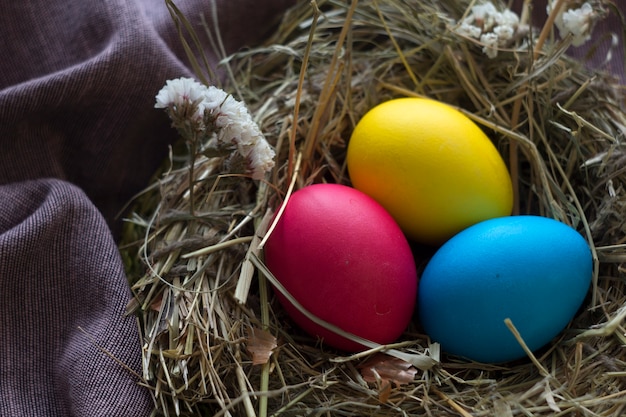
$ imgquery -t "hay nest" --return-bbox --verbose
[121,0,626,415]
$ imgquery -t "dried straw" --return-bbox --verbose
[121,0,626,415]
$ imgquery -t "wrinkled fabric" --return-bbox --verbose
[0,180,150,416]
[0,0,294,231]
[0,0,294,416]
[0,0,621,416]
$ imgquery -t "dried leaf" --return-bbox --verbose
[150,294,163,312]
[378,381,392,403]
[245,327,277,365]
[359,353,418,388]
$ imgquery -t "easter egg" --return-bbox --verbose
[263,183,417,351]
[346,97,514,245]
[418,215,592,363]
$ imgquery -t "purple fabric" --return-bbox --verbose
[0,0,621,416]
[0,0,294,415]
[0,180,150,416]
[0,0,293,231]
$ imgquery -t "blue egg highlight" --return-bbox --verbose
[418,215,592,363]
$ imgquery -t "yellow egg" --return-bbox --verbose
[346,97,513,245]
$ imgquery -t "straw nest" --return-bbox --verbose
[120,0,626,415]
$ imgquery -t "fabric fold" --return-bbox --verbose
[0,179,152,416]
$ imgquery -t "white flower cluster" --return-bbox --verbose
[455,2,521,58]
[155,77,275,180]
[548,1,595,47]
[155,77,206,112]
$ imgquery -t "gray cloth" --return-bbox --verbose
[0,0,293,415]
[0,180,150,416]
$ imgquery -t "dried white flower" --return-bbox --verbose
[496,9,520,28]
[155,77,207,109]
[247,138,276,181]
[199,85,228,120]
[548,1,595,47]
[493,24,515,43]
[454,2,521,58]
[156,77,275,180]
[456,22,483,39]
[480,32,500,59]
[215,96,250,131]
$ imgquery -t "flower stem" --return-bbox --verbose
[187,139,196,216]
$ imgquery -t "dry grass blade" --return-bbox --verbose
[119,0,626,415]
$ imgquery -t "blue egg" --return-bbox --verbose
[418,215,592,363]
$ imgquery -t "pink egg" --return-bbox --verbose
[264,183,417,351]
